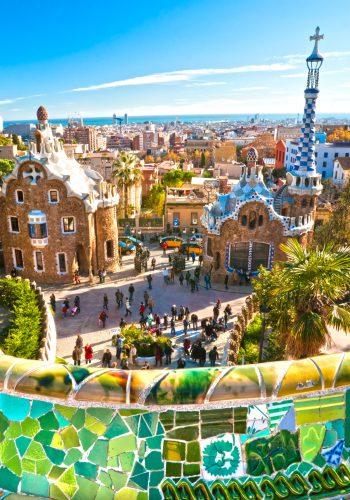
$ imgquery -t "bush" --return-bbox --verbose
[0,278,43,359]
[245,315,262,342]
[112,325,171,357]
[237,340,259,364]
[263,330,286,361]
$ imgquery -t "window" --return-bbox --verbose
[258,215,263,226]
[322,171,326,178]
[48,190,59,204]
[335,172,338,179]
[10,217,19,233]
[296,177,301,186]
[324,152,328,158]
[106,240,114,258]
[13,249,23,269]
[251,242,270,272]
[28,223,47,239]
[241,215,247,226]
[62,217,75,233]
[16,190,24,204]
[207,237,213,257]
[249,211,257,230]
[305,178,310,187]
[191,212,198,225]
[315,152,318,158]
[173,213,180,227]
[57,253,67,273]
[322,161,327,168]
[230,242,250,270]
[335,153,339,158]
[346,153,350,158]
[35,251,44,271]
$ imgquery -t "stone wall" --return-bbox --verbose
[227,293,259,364]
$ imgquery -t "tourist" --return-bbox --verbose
[128,284,135,301]
[194,275,199,292]
[204,273,211,290]
[141,361,150,370]
[163,313,169,330]
[71,305,78,316]
[72,346,81,366]
[171,304,177,319]
[224,304,232,316]
[121,355,129,370]
[183,338,191,356]
[191,341,199,362]
[177,357,186,369]
[74,296,80,314]
[185,270,191,287]
[148,296,155,313]
[139,302,145,318]
[120,317,127,329]
[162,241,167,255]
[163,267,169,284]
[209,346,219,367]
[154,344,163,367]
[191,313,198,330]
[245,271,251,285]
[75,334,83,351]
[99,310,108,328]
[224,274,229,290]
[183,317,189,335]
[116,334,124,359]
[178,305,185,321]
[130,345,137,366]
[179,272,184,285]
[50,294,56,312]
[198,254,203,267]
[102,348,112,368]
[191,252,196,263]
[147,312,153,327]
[190,277,195,293]
[10,267,17,278]
[115,289,123,308]
[125,298,132,316]
[143,290,150,306]
[170,318,176,335]
[198,345,207,366]
[103,293,109,310]
[154,313,161,328]
[74,270,81,285]
[101,269,107,283]
[84,343,93,364]
[98,269,103,284]
[151,257,156,270]
[147,274,153,290]
[224,310,229,329]
[164,341,173,365]
[213,304,220,322]
[185,306,190,318]
[238,269,244,286]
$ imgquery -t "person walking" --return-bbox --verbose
[103,293,109,310]
[128,284,135,301]
[179,272,184,286]
[163,313,169,330]
[185,271,191,287]
[115,289,123,308]
[191,252,196,263]
[204,273,210,290]
[183,317,189,335]
[224,274,229,290]
[148,297,155,313]
[102,348,112,368]
[143,290,150,307]
[84,343,93,364]
[72,346,81,366]
[99,310,108,328]
[98,269,103,284]
[147,274,153,290]
[164,341,173,365]
[116,334,124,360]
[125,298,132,316]
[198,254,203,267]
[75,334,83,351]
[139,302,146,319]
[209,346,219,367]
[183,337,191,356]
[198,345,207,367]
[74,296,80,314]
[170,317,176,335]
[190,277,195,293]
[130,345,137,366]
[151,257,156,270]
[74,271,81,285]
[154,344,163,367]
[50,294,56,312]
[171,304,177,319]
[194,275,199,292]
[191,313,198,330]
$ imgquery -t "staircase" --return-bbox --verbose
[273,184,288,215]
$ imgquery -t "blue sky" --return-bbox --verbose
[1,0,350,120]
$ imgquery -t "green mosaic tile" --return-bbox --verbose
[55,411,70,429]
[159,410,175,431]
[149,488,162,500]
[125,415,140,434]
[85,416,107,436]
[183,463,200,476]
[107,455,119,467]
[31,400,53,418]
[143,413,158,435]
[78,428,98,451]
[21,417,40,437]
[67,366,91,385]
[16,436,31,457]
[137,492,148,500]
[55,405,77,421]
[4,422,21,439]
[87,408,115,423]
[176,411,199,426]
[21,471,49,497]
[0,466,20,490]
[49,465,66,479]
[71,409,85,429]
[119,409,148,416]
[331,419,345,440]
[132,461,147,476]
[145,450,163,470]
[0,439,17,464]
[50,483,69,500]
[95,485,114,500]
[74,476,99,499]
[166,426,199,441]
[129,471,149,490]
[38,411,60,430]
[300,424,326,462]
[5,455,21,476]
[43,445,65,465]
[138,440,147,458]
[104,414,129,439]
[146,435,163,450]
[116,487,139,500]
[323,429,337,447]
[36,458,52,475]
[234,407,248,433]
[0,394,30,421]
[64,448,83,466]
[24,441,46,461]
[201,408,233,423]
[186,441,201,462]
[109,469,127,490]
[51,432,64,449]
[162,440,186,461]
[88,439,108,467]
[166,461,182,477]
[0,412,9,435]
[313,453,326,467]
[74,461,98,480]
[109,434,137,456]
[139,417,153,438]
[22,458,35,473]
[201,423,232,439]
[61,425,80,448]
[120,451,135,472]
[35,430,54,446]
[150,470,165,487]
[98,470,112,488]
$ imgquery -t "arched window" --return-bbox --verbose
[258,215,263,226]
[249,211,257,230]
[305,178,310,187]
[313,178,318,186]
[301,199,307,208]
[296,177,301,186]
[241,215,247,226]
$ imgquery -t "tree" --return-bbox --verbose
[0,135,12,146]
[271,167,286,180]
[327,128,350,143]
[253,239,350,359]
[0,159,14,185]
[200,152,206,168]
[112,152,143,218]
[163,169,195,187]
[142,185,165,216]
[144,154,155,163]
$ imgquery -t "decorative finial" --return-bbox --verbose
[310,26,324,53]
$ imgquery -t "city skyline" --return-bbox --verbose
[1,0,350,120]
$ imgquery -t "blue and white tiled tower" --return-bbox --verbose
[287,27,324,197]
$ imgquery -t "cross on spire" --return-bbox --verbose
[310,26,324,52]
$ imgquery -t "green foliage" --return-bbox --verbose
[163,169,195,187]
[0,159,14,184]
[11,134,27,151]
[0,278,42,359]
[112,324,171,357]
[142,185,165,216]
[203,170,212,178]
[271,167,286,179]
[245,315,262,342]
[237,315,261,364]
[113,152,143,218]
[200,152,206,167]
[263,330,286,361]
[0,135,12,146]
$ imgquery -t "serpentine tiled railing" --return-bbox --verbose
[0,352,349,499]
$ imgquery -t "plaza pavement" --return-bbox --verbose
[43,245,250,369]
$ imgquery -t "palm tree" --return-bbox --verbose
[112,152,143,218]
[254,239,350,359]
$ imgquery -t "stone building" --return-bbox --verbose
[201,28,324,279]
[0,106,119,284]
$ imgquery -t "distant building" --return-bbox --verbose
[275,140,286,169]
[64,126,105,151]
[165,183,209,231]
[141,165,159,196]
[213,161,244,179]
[333,157,350,187]
[0,144,18,160]
[124,113,128,125]
[4,123,36,140]
[274,126,301,141]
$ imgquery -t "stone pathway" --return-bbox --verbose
[43,244,249,369]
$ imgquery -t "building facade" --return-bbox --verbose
[201,28,324,279]
[333,157,350,187]
[0,107,119,284]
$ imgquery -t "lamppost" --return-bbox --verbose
[258,304,270,362]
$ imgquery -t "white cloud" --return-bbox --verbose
[277,51,350,63]
[280,73,305,79]
[185,81,227,87]
[0,94,45,106]
[71,63,295,92]
[232,86,269,92]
